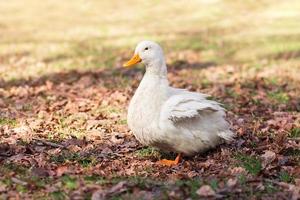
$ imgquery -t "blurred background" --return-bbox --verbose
[1,0,300,82]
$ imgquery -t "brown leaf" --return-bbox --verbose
[261,150,276,168]
[91,181,128,200]
[256,183,265,191]
[56,165,69,177]
[110,132,125,144]
[291,185,300,200]
[85,130,103,141]
[230,167,246,175]
[295,179,300,187]
[31,167,49,177]
[101,147,113,155]
[86,120,102,130]
[67,145,82,153]
[196,185,216,197]
[0,182,7,193]
[91,188,106,200]
[227,178,237,188]
[11,177,27,186]
[107,181,128,195]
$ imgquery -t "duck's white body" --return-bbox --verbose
[126,41,234,156]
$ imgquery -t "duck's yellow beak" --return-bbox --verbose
[123,54,142,68]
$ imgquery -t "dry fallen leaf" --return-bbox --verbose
[196,185,216,197]
[0,183,7,193]
[295,179,300,187]
[31,167,50,177]
[91,188,106,200]
[261,150,276,168]
[67,145,82,153]
[227,178,237,188]
[56,165,69,177]
[230,167,247,175]
[107,181,128,195]
[291,185,300,200]
[91,181,128,200]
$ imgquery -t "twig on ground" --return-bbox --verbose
[33,138,65,149]
[11,177,28,186]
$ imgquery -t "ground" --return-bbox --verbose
[0,0,300,199]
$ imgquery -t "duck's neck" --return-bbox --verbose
[145,59,167,79]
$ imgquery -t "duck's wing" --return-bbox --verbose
[160,89,235,142]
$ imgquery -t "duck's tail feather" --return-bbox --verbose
[218,130,236,142]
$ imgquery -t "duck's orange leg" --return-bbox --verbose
[157,153,182,166]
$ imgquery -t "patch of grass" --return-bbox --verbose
[200,78,213,88]
[50,152,96,167]
[265,182,279,194]
[22,104,33,111]
[0,118,17,127]
[29,176,49,189]
[267,91,290,104]
[265,77,279,85]
[0,163,28,175]
[62,175,78,190]
[283,148,300,157]
[235,153,262,175]
[16,185,27,193]
[135,147,161,159]
[79,157,96,167]
[209,179,219,191]
[117,119,127,125]
[1,178,13,189]
[126,176,154,189]
[289,128,300,138]
[279,171,294,183]
[175,178,202,199]
[237,174,247,185]
[53,115,88,139]
[50,190,66,200]
[84,175,108,185]
[104,176,164,191]
[225,88,239,98]
[0,164,53,192]
[249,141,258,148]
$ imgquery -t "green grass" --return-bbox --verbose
[84,175,108,185]
[279,171,294,183]
[135,147,161,159]
[175,178,202,199]
[0,163,27,175]
[0,118,17,127]
[267,91,290,104]
[0,0,300,83]
[235,153,262,175]
[62,175,78,190]
[50,191,67,200]
[50,152,96,167]
[0,163,54,194]
[289,128,300,138]
[237,174,247,185]
[265,182,279,194]
[283,145,300,158]
[209,179,219,191]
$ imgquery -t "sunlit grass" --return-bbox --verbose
[0,0,300,85]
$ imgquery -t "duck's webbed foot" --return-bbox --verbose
[157,153,182,166]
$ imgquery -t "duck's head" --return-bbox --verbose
[123,41,166,70]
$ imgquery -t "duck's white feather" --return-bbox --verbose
[158,89,234,155]
[126,41,235,156]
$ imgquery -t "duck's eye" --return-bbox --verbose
[144,47,149,51]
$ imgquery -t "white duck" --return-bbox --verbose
[123,41,235,166]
